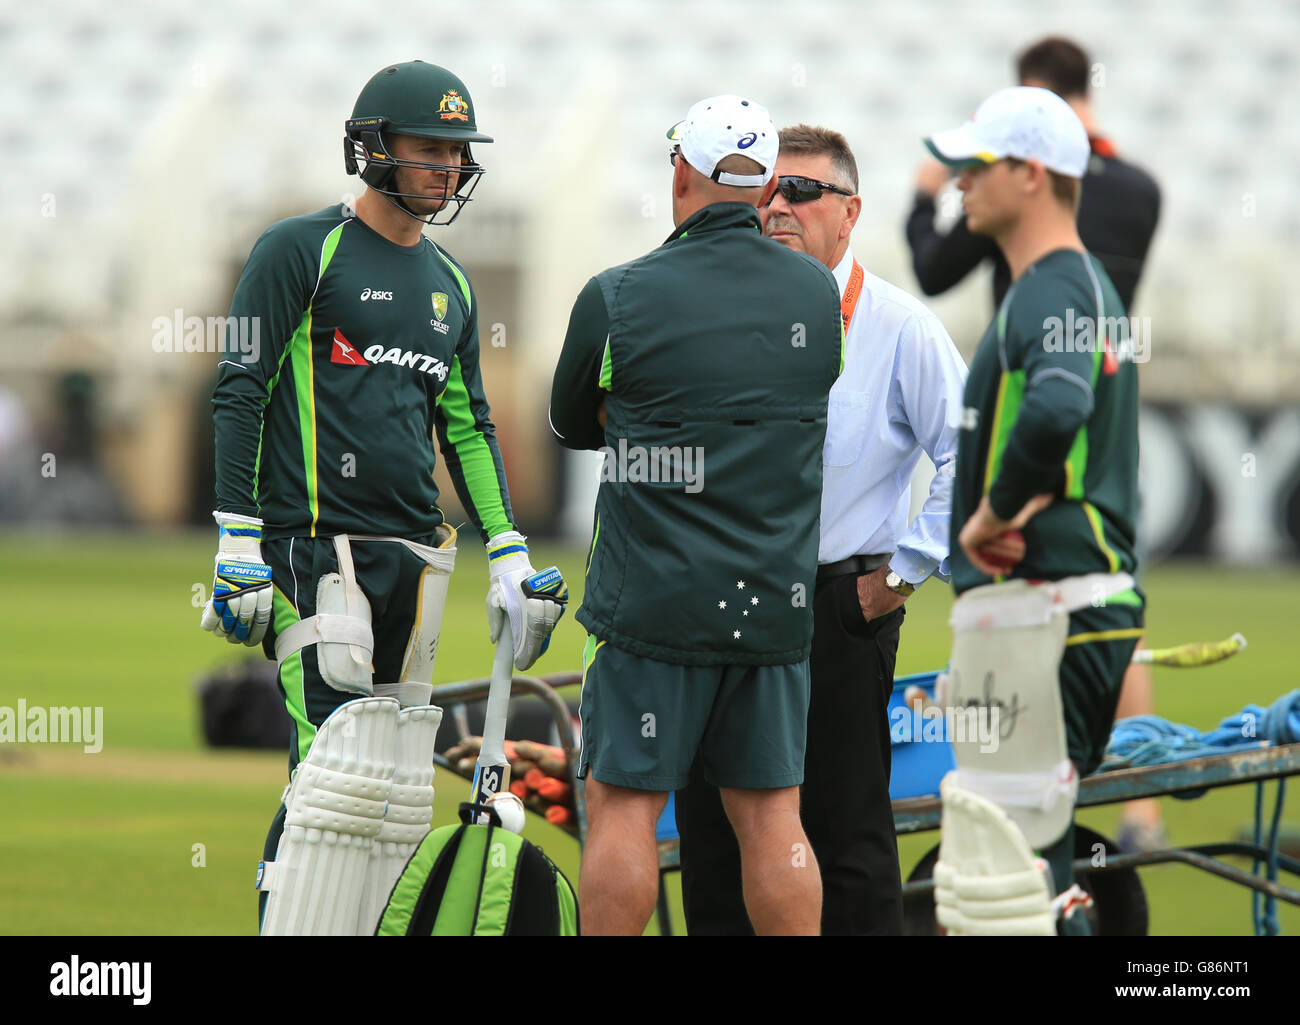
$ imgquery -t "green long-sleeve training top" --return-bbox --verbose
[950,248,1142,598]
[212,204,515,544]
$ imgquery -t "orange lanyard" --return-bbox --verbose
[841,260,864,334]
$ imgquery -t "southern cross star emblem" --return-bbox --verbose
[719,581,763,640]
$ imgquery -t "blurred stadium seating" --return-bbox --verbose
[1,0,1297,529]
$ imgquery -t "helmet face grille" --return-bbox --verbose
[343,121,485,226]
[345,62,492,225]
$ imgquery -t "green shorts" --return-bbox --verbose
[1061,600,1145,777]
[262,531,443,772]
[576,636,811,791]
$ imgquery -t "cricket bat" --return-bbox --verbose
[469,618,514,823]
[1132,632,1247,668]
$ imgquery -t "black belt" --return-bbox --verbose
[817,552,891,581]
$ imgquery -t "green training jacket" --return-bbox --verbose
[212,204,515,543]
[550,202,843,666]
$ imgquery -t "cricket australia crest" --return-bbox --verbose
[430,292,450,335]
[437,90,470,121]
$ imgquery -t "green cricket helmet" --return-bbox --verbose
[344,60,493,225]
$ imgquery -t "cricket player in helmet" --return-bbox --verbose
[203,60,568,935]
[343,60,492,226]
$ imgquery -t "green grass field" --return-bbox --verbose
[1,531,1297,935]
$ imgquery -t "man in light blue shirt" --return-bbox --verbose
[676,124,968,935]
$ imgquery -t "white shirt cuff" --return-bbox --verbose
[889,548,939,586]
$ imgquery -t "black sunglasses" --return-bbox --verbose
[774,175,854,203]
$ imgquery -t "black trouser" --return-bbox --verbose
[676,572,905,935]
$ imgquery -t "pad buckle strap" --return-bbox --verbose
[274,613,374,663]
[373,681,436,708]
[1051,884,1094,919]
[348,533,457,572]
[273,534,377,666]
[1041,572,1134,614]
[953,760,1079,815]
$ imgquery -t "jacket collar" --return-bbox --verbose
[1089,134,1118,159]
[663,201,762,244]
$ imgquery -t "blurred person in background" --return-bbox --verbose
[907,36,1164,853]
[907,36,1160,312]
[18,373,129,526]
[0,385,38,522]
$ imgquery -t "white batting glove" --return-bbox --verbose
[200,511,274,647]
[486,531,568,671]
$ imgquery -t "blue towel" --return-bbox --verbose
[1100,690,1300,773]
[1094,691,1298,936]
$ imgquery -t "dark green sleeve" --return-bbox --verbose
[211,221,317,517]
[433,274,516,544]
[549,277,611,451]
[987,283,1097,521]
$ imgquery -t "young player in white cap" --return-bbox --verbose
[550,95,843,935]
[927,87,1143,935]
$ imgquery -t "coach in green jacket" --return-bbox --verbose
[550,95,843,935]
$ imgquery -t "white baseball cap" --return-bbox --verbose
[925,86,1090,179]
[667,94,778,187]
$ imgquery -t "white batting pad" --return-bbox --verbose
[260,697,399,935]
[935,773,1056,936]
[944,579,1075,849]
[357,703,443,934]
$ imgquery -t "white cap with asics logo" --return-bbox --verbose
[668,94,778,187]
[924,86,1090,179]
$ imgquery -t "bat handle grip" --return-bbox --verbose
[471,620,514,815]
[484,619,513,754]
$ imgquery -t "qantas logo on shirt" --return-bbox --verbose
[328,328,449,381]
[1101,334,1119,376]
[331,329,368,365]
[1042,312,1150,365]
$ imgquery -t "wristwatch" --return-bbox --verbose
[884,571,917,598]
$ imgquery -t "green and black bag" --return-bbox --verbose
[377,802,579,936]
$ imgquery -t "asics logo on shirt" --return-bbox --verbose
[359,288,394,301]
